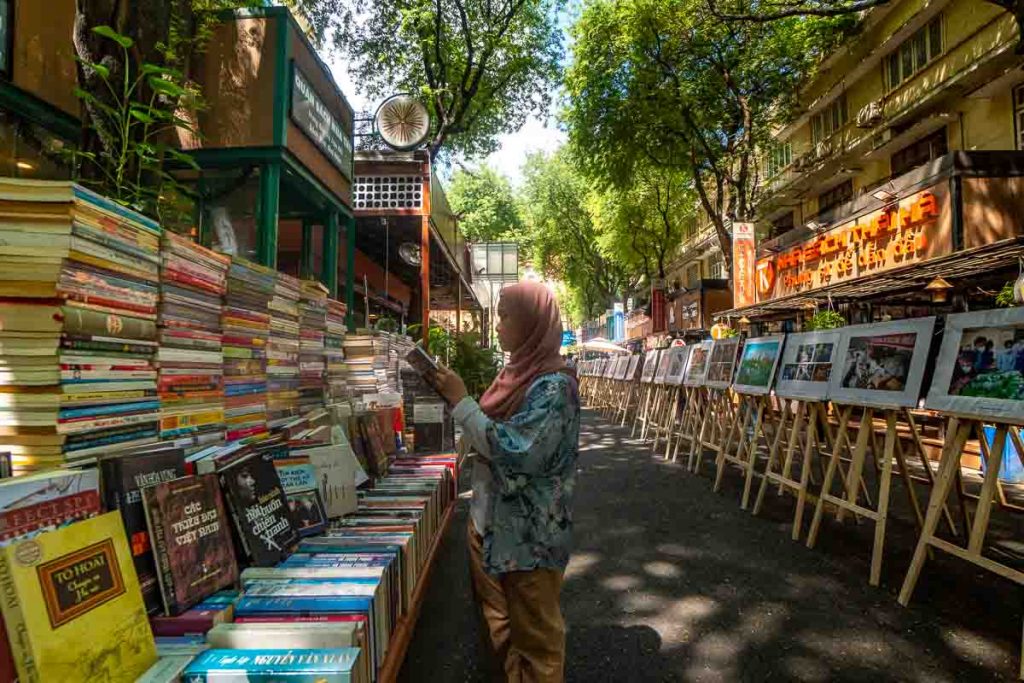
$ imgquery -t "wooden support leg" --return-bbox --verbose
[968,424,1007,556]
[793,404,819,541]
[869,411,898,587]
[837,409,873,524]
[897,418,969,605]
[755,400,803,516]
[741,398,767,510]
[807,405,853,549]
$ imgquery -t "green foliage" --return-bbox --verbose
[563,0,853,264]
[329,0,564,159]
[448,165,526,243]
[70,25,199,221]
[720,327,739,338]
[997,281,1017,307]
[806,309,846,330]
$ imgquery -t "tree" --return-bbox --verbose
[448,165,526,242]
[564,0,851,270]
[329,0,564,160]
[708,0,1023,53]
[519,150,641,320]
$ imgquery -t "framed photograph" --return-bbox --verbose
[683,341,713,387]
[774,330,841,400]
[614,355,629,380]
[828,317,937,409]
[603,357,617,379]
[640,349,661,383]
[733,336,785,396]
[666,346,692,386]
[653,348,674,384]
[705,338,740,390]
[926,308,1024,423]
[626,354,641,380]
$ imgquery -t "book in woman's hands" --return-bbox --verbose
[404,345,446,399]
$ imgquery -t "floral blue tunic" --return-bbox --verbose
[453,372,580,575]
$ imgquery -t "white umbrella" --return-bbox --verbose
[581,337,629,354]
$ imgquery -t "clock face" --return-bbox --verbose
[376,95,431,150]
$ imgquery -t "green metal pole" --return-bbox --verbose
[301,218,315,280]
[345,213,356,331]
[322,211,339,299]
[257,162,281,268]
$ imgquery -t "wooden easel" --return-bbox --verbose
[897,415,1024,678]
[649,378,677,450]
[614,360,641,427]
[714,391,777,509]
[688,388,736,474]
[631,376,657,439]
[669,384,703,463]
[805,403,933,586]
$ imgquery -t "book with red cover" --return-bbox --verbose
[141,474,239,615]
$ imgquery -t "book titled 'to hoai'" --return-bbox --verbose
[0,511,157,682]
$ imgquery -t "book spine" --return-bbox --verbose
[61,306,157,340]
[0,550,36,682]
[141,492,175,615]
[219,473,255,563]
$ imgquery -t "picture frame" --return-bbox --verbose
[705,338,740,390]
[926,308,1024,424]
[603,357,617,379]
[774,330,842,401]
[653,348,674,385]
[666,346,692,386]
[683,341,713,387]
[614,355,629,380]
[732,335,785,396]
[828,317,937,409]
[640,349,661,383]
[626,354,641,381]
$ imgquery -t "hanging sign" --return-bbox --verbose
[732,222,756,308]
[290,65,354,179]
[755,185,952,302]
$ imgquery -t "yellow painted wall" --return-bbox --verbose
[12,0,78,116]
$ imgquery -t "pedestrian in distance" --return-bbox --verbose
[428,280,580,683]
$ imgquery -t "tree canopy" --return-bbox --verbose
[328,0,565,160]
[447,165,526,242]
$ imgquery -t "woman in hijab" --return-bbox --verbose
[430,281,580,683]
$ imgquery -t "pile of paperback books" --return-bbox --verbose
[222,257,274,440]
[324,297,348,403]
[298,280,328,413]
[0,180,162,473]
[267,271,302,426]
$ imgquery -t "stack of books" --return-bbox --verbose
[342,334,378,398]
[324,297,348,403]
[222,257,274,440]
[267,271,302,427]
[157,232,230,452]
[298,280,328,413]
[0,180,162,473]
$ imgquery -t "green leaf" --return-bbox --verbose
[92,25,134,49]
[77,59,110,80]
[147,77,187,99]
[164,147,200,170]
[129,107,157,124]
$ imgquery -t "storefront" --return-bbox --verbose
[727,151,1024,331]
[667,279,733,340]
[352,150,482,333]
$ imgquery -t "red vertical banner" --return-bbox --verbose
[651,279,666,333]
[732,222,756,308]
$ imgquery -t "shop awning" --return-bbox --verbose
[721,237,1024,319]
[581,338,629,354]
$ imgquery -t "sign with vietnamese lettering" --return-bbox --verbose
[755,185,951,302]
[290,65,353,179]
[732,222,756,308]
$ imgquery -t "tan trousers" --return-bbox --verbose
[468,523,566,683]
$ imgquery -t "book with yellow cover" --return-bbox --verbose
[0,511,158,682]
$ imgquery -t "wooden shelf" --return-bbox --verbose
[377,501,456,683]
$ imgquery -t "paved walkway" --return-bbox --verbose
[398,409,1019,681]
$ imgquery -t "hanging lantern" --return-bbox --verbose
[925,276,953,304]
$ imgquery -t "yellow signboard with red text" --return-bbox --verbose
[755,185,952,302]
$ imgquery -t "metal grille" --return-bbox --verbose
[353,175,424,210]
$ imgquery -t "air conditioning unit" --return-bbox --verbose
[856,100,884,129]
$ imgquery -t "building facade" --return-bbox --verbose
[731,0,1024,329]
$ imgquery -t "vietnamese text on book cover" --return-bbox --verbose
[141,474,239,615]
[101,447,185,614]
[219,451,298,567]
[183,647,364,682]
[0,511,157,682]
[273,456,328,537]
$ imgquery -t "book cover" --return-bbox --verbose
[141,475,239,616]
[101,448,186,614]
[149,602,234,637]
[273,457,328,537]
[296,442,360,519]
[0,468,102,544]
[182,648,363,681]
[218,451,298,567]
[136,655,193,683]
[0,511,158,682]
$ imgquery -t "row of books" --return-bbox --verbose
[0,435,455,681]
[0,180,357,475]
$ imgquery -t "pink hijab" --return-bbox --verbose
[479,281,570,420]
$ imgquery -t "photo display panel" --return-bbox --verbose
[774,330,841,400]
[666,346,692,386]
[626,354,641,380]
[705,338,740,390]
[640,349,661,383]
[927,308,1024,423]
[653,348,674,384]
[614,355,629,380]
[683,340,713,387]
[828,316,937,409]
[732,335,785,396]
